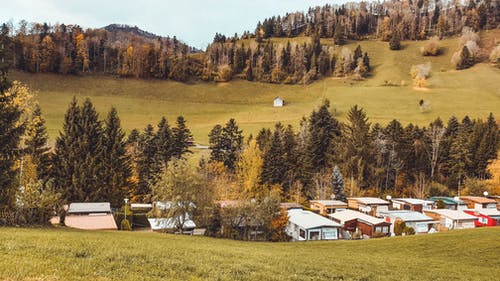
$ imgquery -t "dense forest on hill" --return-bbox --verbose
[1,0,499,84]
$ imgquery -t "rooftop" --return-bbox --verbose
[287,209,341,229]
[428,197,466,205]
[379,210,434,222]
[392,198,434,205]
[425,209,478,221]
[460,196,497,204]
[310,200,348,206]
[465,208,500,217]
[329,209,388,225]
[349,197,389,205]
[67,202,112,214]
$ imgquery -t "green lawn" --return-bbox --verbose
[0,227,499,280]
[10,30,500,145]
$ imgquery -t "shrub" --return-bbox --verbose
[389,34,401,50]
[216,64,232,82]
[420,36,441,56]
[372,231,387,238]
[403,226,416,235]
[436,200,446,209]
[121,219,131,231]
[490,45,500,68]
[394,220,406,236]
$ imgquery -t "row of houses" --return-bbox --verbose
[285,196,500,241]
[59,195,500,242]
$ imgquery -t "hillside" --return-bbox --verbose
[0,227,499,280]
[11,30,500,145]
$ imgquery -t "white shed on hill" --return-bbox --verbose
[273,97,284,107]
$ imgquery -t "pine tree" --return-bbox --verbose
[262,127,286,185]
[456,46,474,70]
[156,117,173,166]
[52,98,104,202]
[208,124,224,163]
[101,107,131,207]
[332,165,346,202]
[389,32,401,50]
[306,100,340,174]
[341,105,373,188]
[24,104,51,182]
[220,119,243,171]
[135,124,161,200]
[448,123,472,192]
[0,71,24,207]
[362,52,371,71]
[171,116,194,158]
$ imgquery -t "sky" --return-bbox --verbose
[1,0,352,49]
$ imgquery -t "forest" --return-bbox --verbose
[1,0,499,83]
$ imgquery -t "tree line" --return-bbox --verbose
[2,1,498,85]
[207,101,499,201]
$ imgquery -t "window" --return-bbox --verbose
[309,231,320,240]
[382,226,389,233]
[299,229,306,239]
[375,226,382,233]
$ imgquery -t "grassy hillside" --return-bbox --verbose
[11,30,500,145]
[0,227,499,280]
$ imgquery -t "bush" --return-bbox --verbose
[420,36,441,56]
[490,45,500,68]
[389,34,401,50]
[215,64,232,82]
[121,219,131,231]
[403,226,415,235]
[372,231,387,238]
[394,220,406,236]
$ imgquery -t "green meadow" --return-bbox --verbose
[0,227,499,280]
[10,30,500,145]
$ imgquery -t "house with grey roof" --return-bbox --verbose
[378,210,437,235]
[286,208,341,241]
[64,202,118,230]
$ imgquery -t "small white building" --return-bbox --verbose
[286,209,341,241]
[424,209,477,230]
[273,97,284,107]
[378,210,436,235]
[390,198,434,212]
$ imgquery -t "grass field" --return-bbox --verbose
[0,227,499,280]
[10,30,500,145]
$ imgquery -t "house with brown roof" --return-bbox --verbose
[459,196,497,209]
[310,200,347,215]
[64,202,118,230]
[328,209,391,238]
[347,197,390,216]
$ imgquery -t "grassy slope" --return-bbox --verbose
[11,30,500,145]
[0,227,499,280]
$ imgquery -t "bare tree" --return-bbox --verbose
[425,124,445,180]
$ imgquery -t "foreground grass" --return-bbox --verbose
[11,30,500,144]
[0,227,499,280]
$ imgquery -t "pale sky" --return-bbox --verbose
[1,0,352,49]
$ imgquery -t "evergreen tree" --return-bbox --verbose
[306,100,340,174]
[262,126,286,185]
[448,123,472,192]
[341,105,373,188]
[456,46,474,70]
[256,128,272,152]
[24,104,51,182]
[208,124,224,163]
[220,119,243,171]
[135,124,161,200]
[362,52,371,71]
[332,165,346,202]
[53,98,104,203]
[0,72,24,207]
[389,32,401,50]
[101,107,131,207]
[171,116,194,158]
[156,117,173,166]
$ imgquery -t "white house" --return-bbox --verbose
[273,97,284,107]
[148,201,196,233]
[390,198,434,212]
[378,210,436,235]
[424,209,477,230]
[286,209,341,241]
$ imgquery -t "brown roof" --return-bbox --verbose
[280,202,303,210]
[460,196,496,204]
[65,214,118,230]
